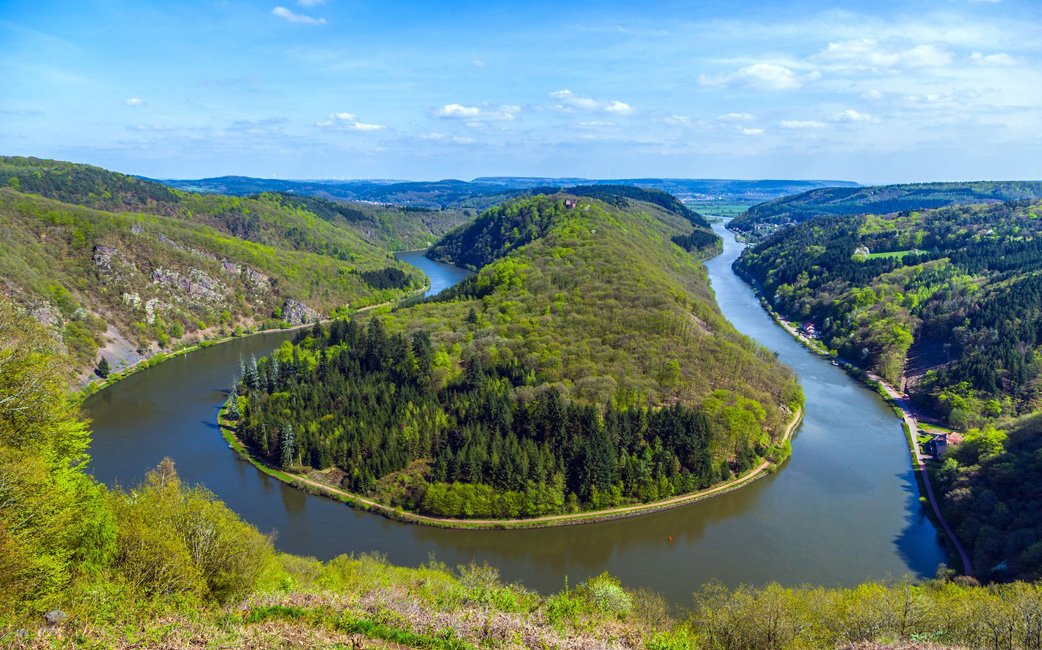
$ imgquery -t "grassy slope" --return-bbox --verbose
[731,180,1042,236]
[0,158,427,376]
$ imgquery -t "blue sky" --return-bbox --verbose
[2,0,1040,182]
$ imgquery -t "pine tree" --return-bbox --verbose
[280,423,295,469]
[95,356,110,378]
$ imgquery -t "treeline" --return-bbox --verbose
[732,180,1042,234]
[672,228,721,254]
[232,317,776,518]
[428,195,568,269]
[355,266,413,290]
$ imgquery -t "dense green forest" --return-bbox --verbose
[0,157,437,376]
[731,181,1042,238]
[735,198,1042,581]
[9,295,1042,647]
[234,191,801,518]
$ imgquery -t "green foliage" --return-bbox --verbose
[0,301,115,618]
[108,458,275,603]
[237,192,798,518]
[0,157,428,374]
[738,199,1042,418]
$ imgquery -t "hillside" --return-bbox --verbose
[735,199,1042,581]
[0,158,426,377]
[731,181,1042,238]
[232,191,801,519]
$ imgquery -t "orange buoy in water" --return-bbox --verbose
[667,536,673,543]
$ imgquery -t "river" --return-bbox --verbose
[84,232,947,605]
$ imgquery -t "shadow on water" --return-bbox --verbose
[84,225,947,603]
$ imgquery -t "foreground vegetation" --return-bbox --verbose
[233,191,801,519]
[736,198,1042,583]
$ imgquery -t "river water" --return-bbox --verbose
[84,232,947,605]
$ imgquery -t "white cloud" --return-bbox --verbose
[660,115,693,126]
[815,39,952,70]
[739,127,765,135]
[272,6,326,25]
[124,97,144,107]
[719,112,756,122]
[970,51,1017,66]
[435,103,519,121]
[315,112,385,130]
[472,59,488,68]
[550,89,633,115]
[830,109,879,123]
[780,120,827,129]
[700,64,811,90]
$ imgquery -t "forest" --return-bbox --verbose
[233,317,772,517]
[235,190,801,518]
[735,198,1042,581]
[737,199,1042,425]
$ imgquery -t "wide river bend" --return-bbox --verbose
[85,229,947,604]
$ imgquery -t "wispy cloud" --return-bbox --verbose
[830,109,879,123]
[780,120,826,129]
[719,112,756,122]
[550,90,633,115]
[970,51,1017,66]
[272,6,326,25]
[700,64,815,90]
[814,39,953,71]
[435,103,520,121]
[315,112,385,130]
[124,97,144,106]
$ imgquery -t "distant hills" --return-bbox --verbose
[156,175,858,210]
[731,181,1042,237]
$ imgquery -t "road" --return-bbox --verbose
[869,373,974,576]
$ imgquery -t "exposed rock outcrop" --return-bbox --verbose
[282,298,320,325]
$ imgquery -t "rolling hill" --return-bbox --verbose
[0,157,429,377]
[232,189,801,519]
[731,181,1042,238]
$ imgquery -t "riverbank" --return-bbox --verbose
[79,282,432,400]
[729,236,972,575]
[217,404,803,530]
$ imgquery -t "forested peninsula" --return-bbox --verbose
[229,191,802,520]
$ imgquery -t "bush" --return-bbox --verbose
[110,459,274,603]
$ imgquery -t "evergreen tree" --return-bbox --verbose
[95,356,110,378]
[280,423,295,469]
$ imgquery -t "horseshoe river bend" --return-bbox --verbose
[84,227,948,604]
